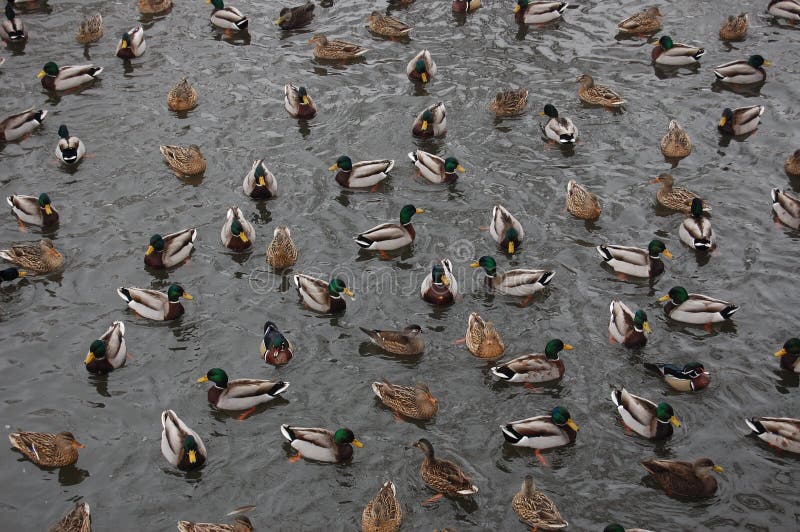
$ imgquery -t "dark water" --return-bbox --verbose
[1,0,799,530]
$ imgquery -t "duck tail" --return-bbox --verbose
[269,381,290,396]
[597,245,613,262]
[720,305,739,320]
[280,424,295,442]
[117,287,132,303]
[500,424,522,443]
[490,365,515,380]
[745,417,765,434]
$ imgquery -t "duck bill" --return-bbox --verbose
[257,176,266,186]
[84,352,96,364]
[658,294,671,302]
[513,5,521,13]
[421,72,428,83]
[713,465,724,473]
[328,163,338,171]
[563,344,574,350]
[121,41,128,49]
[508,242,515,254]
[44,205,53,215]
[17,270,26,277]
[669,416,681,428]
[145,245,155,256]
[37,70,46,79]
[441,275,450,287]
[343,288,355,299]
[188,450,197,463]
[456,165,465,172]
[302,95,310,105]
[775,348,787,357]
[420,120,428,131]
[182,293,194,300]
[763,60,772,66]
[239,233,249,243]
[662,249,673,259]
[73,440,86,449]
[352,439,364,448]
[643,322,652,334]
[718,117,728,127]
[567,419,579,431]
[197,376,209,383]
[470,261,480,268]
[648,178,661,184]
[415,208,424,214]
[275,17,283,25]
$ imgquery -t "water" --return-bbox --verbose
[1,1,799,530]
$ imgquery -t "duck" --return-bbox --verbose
[491,340,573,383]
[367,11,412,37]
[159,144,206,176]
[490,204,524,254]
[355,205,423,251]
[277,3,314,30]
[577,74,625,107]
[208,0,248,31]
[243,159,278,199]
[260,321,294,365]
[308,33,367,60]
[597,239,672,278]
[745,417,800,454]
[362,481,402,532]
[55,125,85,165]
[540,104,578,144]
[280,425,363,463]
[617,6,662,34]
[284,84,316,119]
[714,55,769,84]
[465,312,505,359]
[144,228,197,269]
[411,101,446,138]
[266,225,297,269]
[471,255,554,297]
[452,0,481,12]
[371,380,438,420]
[406,49,435,83]
[408,150,463,184]
[221,206,255,251]
[680,198,715,251]
[167,77,198,111]
[566,180,601,220]
[650,174,707,213]
[775,338,800,373]
[488,89,529,117]
[0,238,63,274]
[84,321,127,374]
[117,284,193,321]
[771,188,800,229]
[609,301,650,348]
[38,62,103,91]
[645,362,710,392]
[139,0,173,14]
[359,325,424,355]
[660,120,692,159]
[641,458,723,498]
[0,108,46,143]
[611,387,680,440]
[8,431,84,467]
[501,406,579,449]
[718,105,765,136]
[161,410,206,470]
[329,155,393,188]
[651,35,705,66]
[513,1,568,24]
[50,502,91,532]
[719,13,748,41]
[177,516,253,532]
[768,0,800,23]
[116,26,146,59]
[6,193,58,226]
[512,475,568,530]
[197,368,289,411]
[785,149,800,177]
[659,286,739,324]
[75,13,102,44]
[604,524,656,532]
[0,267,26,283]
[413,438,477,498]
[293,274,353,313]
[421,259,458,305]
[1,3,25,42]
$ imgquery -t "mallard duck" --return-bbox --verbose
[785,149,800,177]
[609,301,650,348]
[359,325,424,355]
[329,155,393,188]
[167,77,198,111]
[421,259,458,305]
[144,229,197,269]
[50,502,91,532]
[355,205,423,251]
[641,458,723,498]
[745,417,800,454]
[367,11,412,37]
[0,238,63,274]
[260,321,294,365]
[489,89,529,117]
[0,108,46,143]
[55,125,85,165]
[650,174,707,213]
[512,475,568,530]
[540,104,577,144]
[284,84,316,119]
[0,267,26,283]
[75,13,102,44]
[407,49,435,83]
[277,3,314,30]
[407,150,463,184]
[159,144,206,176]
[161,410,206,470]
[1,3,25,42]
[714,54,769,85]
[660,120,691,159]
[6,193,58,226]
[611,387,680,439]
[243,160,278,199]
[308,33,368,60]
[501,406,578,449]
[116,26,146,59]
[604,524,656,532]
[514,1,567,24]
[371,380,438,420]
[775,338,800,373]
[768,0,800,23]
[280,425,363,463]
[680,198,715,251]
[491,340,573,383]
[659,286,739,324]
[719,13,748,41]
[38,62,103,91]
[617,6,662,34]
[771,188,800,229]
[412,101,446,138]
[139,0,172,14]
[117,284,193,321]
[208,0,248,31]
[221,206,255,251]
[413,438,477,497]
[490,204,524,254]
[177,516,253,532]
[362,481,402,532]
[266,226,297,269]
[293,274,353,313]
[197,368,289,411]
[472,255,554,297]
[651,35,704,66]
[453,0,481,13]
[597,239,672,278]
[84,321,127,374]
[566,180,601,220]
[8,431,83,467]
[466,312,505,359]
[718,105,765,136]
[645,362,710,392]
[577,74,625,107]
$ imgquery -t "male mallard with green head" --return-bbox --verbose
[117,284,193,321]
[84,321,127,374]
[597,239,672,278]
[775,338,800,372]
[38,62,103,91]
[6,193,58,226]
[612,387,680,440]
[421,259,458,305]
[472,255,554,297]
[609,301,650,348]
[408,150,463,184]
[501,406,579,449]
[144,229,197,269]
[329,155,393,189]
[658,286,738,324]
[280,425,363,463]
[355,205,423,251]
[197,368,289,411]
[491,340,573,383]
[161,409,206,470]
[293,274,354,313]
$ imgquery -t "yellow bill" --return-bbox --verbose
[37,70,46,79]
[84,352,95,364]
[44,205,53,215]
[563,344,574,350]
[442,275,450,287]
[183,293,194,300]
[17,270,26,277]
[508,241,515,254]
[121,41,128,49]
[145,245,155,256]
[456,165,465,172]
[275,17,283,25]
[421,120,428,131]
[352,438,364,448]
[567,419,579,431]
[328,163,338,171]
[415,208,424,214]
[239,233,249,243]
[643,321,652,333]
[713,465,724,472]
[302,95,310,105]
[719,117,727,127]
[658,294,671,302]
[344,287,355,299]
[258,175,266,186]
[513,5,521,13]
[470,261,480,268]
[669,415,681,428]
[662,249,673,259]
[421,72,428,83]
[775,348,787,357]
[197,376,209,383]
[188,449,197,463]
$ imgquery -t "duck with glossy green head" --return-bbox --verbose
[641,458,723,498]
[359,324,424,355]
[612,387,680,440]
[597,239,671,278]
[266,225,297,269]
[197,368,289,411]
[421,259,458,305]
[243,159,278,199]
[293,274,354,313]
[489,89,528,117]
[0,238,63,274]
[208,0,248,31]
[160,144,206,176]
[329,155,393,189]
[775,338,800,372]
[490,204,523,254]
[651,35,704,66]
[277,3,314,30]
[659,286,738,324]
[8,431,84,467]
[139,0,172,14]
[116,26,146,59]
[38,62,103,91]
[85,321,127,374]
[660,121,692,159]
[355,205,423,251]
[472,255,554,297]
[719,13,748,41]
[412,101,446,138]
[745,417,800,454]
[117,284,193,321]
[645,362,709,391]
[566,180,601,220]
[491,340,573,383]
[540,103,577,144]
[771,188,800,229]
[1,3,25,42]
[718,105,764,136]
[367,11,411,37]
[284,83,316,118]
[161,409,206,470]
[714,54,769,85]
[408,150,463,184]
[178,516,253,532]
[51,502,92,532]
[144,228,197,269]
[609,301,650,348]
[514,1,567,24]
[406,49,435,83]
[280,425,363,463]
[604,524,656,532]
[0,108,46,143]
[6,193,58,226]
[512,474,568,530]
[221,206,255,251]
[55,125,85,165]
[167,77,198,112]
[769,0,800,23]
[413,438,477,499]
[680,198,715,251]
[0,267,26,283]
[371,380,438,420]
[362,481,402,532]
[617,6,661,34]
[260,321,294,365]
[501,406,578,449]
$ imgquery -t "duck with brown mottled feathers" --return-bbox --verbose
[617,6,661,34]
[371,380,438,420]
[660,120,691,159]
[9,431,84,467]
[49,502,91,532]
[566,180,601,220]
[466,312,504,359]
[308,33,368,60]
[362,481,402,532]
[277,2,314,30]
[367,11,412,37]
[641,458,723,498]
[719,13,748,41]
[0,238,63,274]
